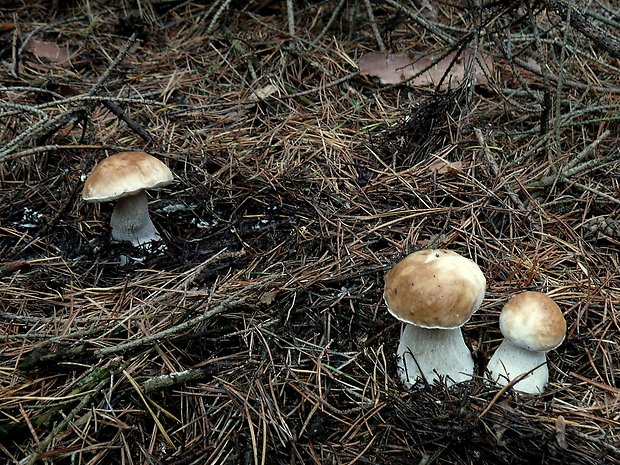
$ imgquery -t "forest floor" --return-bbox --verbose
[1,1,620,464]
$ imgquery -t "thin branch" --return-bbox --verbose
[0,144,104,163]
[286,0,296,38]
[546,0,620,59]
[88,33,137,96]
[311,0,346,47]
[0,110,83,161]
[527,130,615,188]
[572,181,620,206]
[24,376,110,465]
[142,367,214,394]
[363,0,386,53]
[383,0,454,42]
[102,101,153,144]
[206,0,233,35]
[99,296,247,356]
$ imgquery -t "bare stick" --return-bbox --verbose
[527,130,615,188]
[206,0,233,35]
[546,0,620,59]
[565,129,611,170]
[363,0,386,53]
[311,0,346,46]
[383,0,453,42]
[0,144,104,163]
[142,367,213,394]
[572,181,620,206]
[24,376,109,465]
[88,33,137,96]
[0,110,82,161]
[286,0,296,38]
[86,33,156,144]
[102,100,153,144]
[99,296,247,356]
[514,56,620,94]
[0,34,141,161]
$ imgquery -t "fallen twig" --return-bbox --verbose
[99,295,247,356]
[142,367,215,394]
[23,374,111,465]
[363,0,386,53]
[527,130,616,188]
[546,0,620,59]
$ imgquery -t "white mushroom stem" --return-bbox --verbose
[110,190,161,246]
[397,324,474,388]
[486,339,548,394]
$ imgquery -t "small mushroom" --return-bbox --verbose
[384,249,486,387]
[486,291,566,394]
[82,151,173,246]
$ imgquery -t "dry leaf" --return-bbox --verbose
[28,39,71,66]
[555,415,568,449]
[251,84,278,101]
[259,290,278,305]
[358,49,494,89]
[428,160,464,174]
[0,22,16,33]
[358,52,416,85]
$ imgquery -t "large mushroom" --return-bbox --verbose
[384,249,486,387]
[486,291,566,394]
[82,151,173,246]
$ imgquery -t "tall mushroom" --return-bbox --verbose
[82,151,173,246]
[486,291,566,394]
[384,249,486,387]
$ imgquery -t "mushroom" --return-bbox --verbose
[82,151,173,246]
[384,249,486,387]
[486,291,566,394]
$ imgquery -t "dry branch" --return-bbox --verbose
[546,0,620,59]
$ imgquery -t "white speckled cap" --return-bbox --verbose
[499,291,566,351]
[82,151,173,202]
[384,249,486,329]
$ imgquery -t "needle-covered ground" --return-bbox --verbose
[1,1,619,464]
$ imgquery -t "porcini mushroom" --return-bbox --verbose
[486,291,566,394]
[384,249,486,387]
[82,151,173,246]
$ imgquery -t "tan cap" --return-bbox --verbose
[384,249,486,329]
[82,151,173,202]
[499,291,566,351]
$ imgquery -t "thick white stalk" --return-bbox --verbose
[110,191,160,246]
[397,324,474,388]
[486,339,548,394]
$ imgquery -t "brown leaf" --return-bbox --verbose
[250,84,278,101]
[259,290,278,305]
[555,415,568,449]
[0,260,30,277]
[428,160,464,174]
[358,49,494,89]
[28,39,71,66]
[358,52,416,85]
[0,22,16,33]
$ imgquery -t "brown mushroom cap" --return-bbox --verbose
[499,291,566,351]
[384,249,486,329]
[82,151,173,202]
